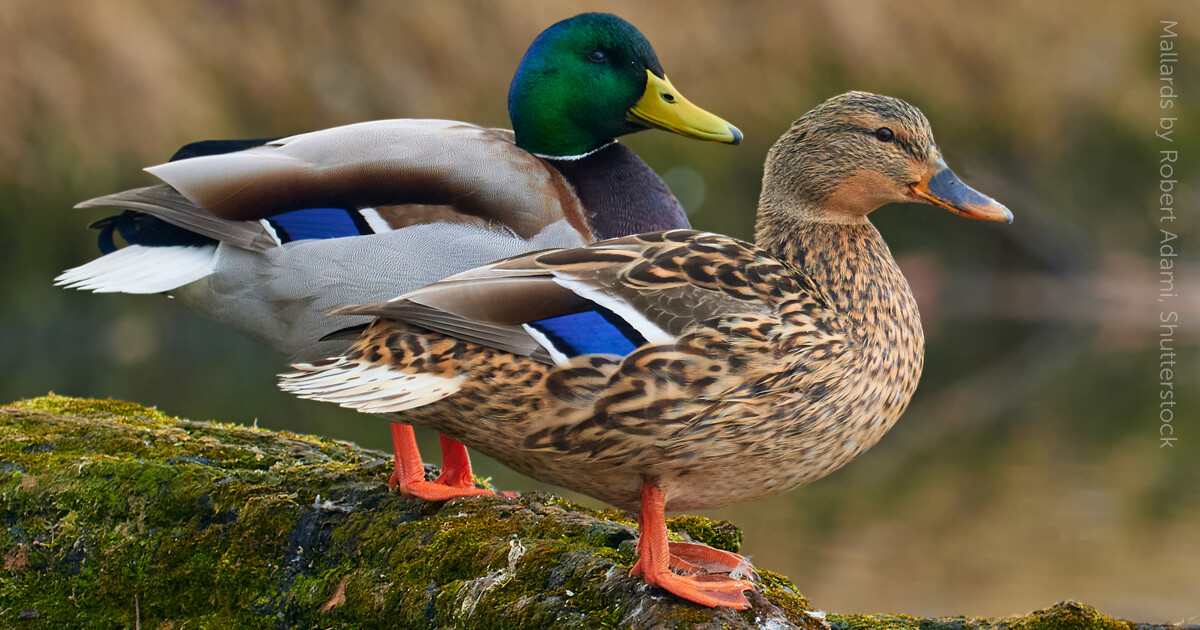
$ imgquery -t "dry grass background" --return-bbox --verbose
[1,0,1197,621]
[0,1,1191,180]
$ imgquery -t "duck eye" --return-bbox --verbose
[586,50,608,63]
[874,127,895,142]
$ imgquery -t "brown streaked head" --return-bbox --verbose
[760,91,1011,224]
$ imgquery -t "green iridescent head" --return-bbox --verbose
[508,13,741,158]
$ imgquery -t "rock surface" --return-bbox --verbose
[0,396,1190,630]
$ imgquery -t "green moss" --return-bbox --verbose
[666,515,743,552]
[830,613,921,630]
[0,396,374,628]
[829,602,1139,630]
[757,570,819,628]
[9,393,178,425]
[0,398,1174,629]
[1004,601,1136,630]
[417,513,520,582]
[661,603,721,624]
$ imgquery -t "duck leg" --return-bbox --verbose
[388,422,494,501]
[629,494,756,577]
[628,479,755,609]
[432,434,476,489]
[629,516,751,576]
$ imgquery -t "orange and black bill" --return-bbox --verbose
[910,159,1013,223]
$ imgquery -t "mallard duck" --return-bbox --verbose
[279,92,1011,608]
[55,13,740,502]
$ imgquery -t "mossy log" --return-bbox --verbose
[0,396,1191,630]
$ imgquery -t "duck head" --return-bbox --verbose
[761,91,1011,224]
[508,13,742,158]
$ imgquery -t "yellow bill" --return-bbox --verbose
[627,70,742,145]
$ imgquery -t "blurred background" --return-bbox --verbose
[1,0,1197,621]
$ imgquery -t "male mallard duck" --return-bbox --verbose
[55,13,740,501]
[279,92,1011,608]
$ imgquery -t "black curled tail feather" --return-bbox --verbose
[90,211,216,254]
[84,138,279,255]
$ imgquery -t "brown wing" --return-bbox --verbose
[145,120,589,241]
[331,230,828,363]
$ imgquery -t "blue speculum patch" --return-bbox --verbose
[267,208,372,242]
[528,306,649,358]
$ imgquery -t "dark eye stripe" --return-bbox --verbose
[865,128,924,160]
[825,121,928,161]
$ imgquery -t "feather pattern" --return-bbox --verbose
[58,117,620,359]
[279,229,871,510]
[265,207,373,242]
[275,93,1003,517]
[76,185,278,252]
[145,120,589,239]
[173,219,586,361]
[283,358,467,414]
[525,307,647,360]
[61,21,761,604]
[54,245,217,294]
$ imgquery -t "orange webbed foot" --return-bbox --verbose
[393,477,497,501]
[665,542,756,578]
[631,541,756,578]
[630,479,757,609]
[641,569,756,609]
[388,424,506,502]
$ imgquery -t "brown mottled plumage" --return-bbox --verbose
[281,92,1012,608]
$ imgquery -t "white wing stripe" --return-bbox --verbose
[521,324,571,365]
[259,219,283,245]
[358,208,393,234]
[550,276,673,343]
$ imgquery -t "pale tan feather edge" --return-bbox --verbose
[279,358,467,414]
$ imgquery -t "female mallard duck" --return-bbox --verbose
[280,92,1011,608]
[55,13,740,502]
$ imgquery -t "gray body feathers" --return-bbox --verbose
[173,220,585,362]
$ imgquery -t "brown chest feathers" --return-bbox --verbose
[754,215,925,494]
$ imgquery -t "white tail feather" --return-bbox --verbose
[54,245,216,294]
[280,360,465,413]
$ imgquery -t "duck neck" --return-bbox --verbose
[755,202,921,344]
[544,143,691,241]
